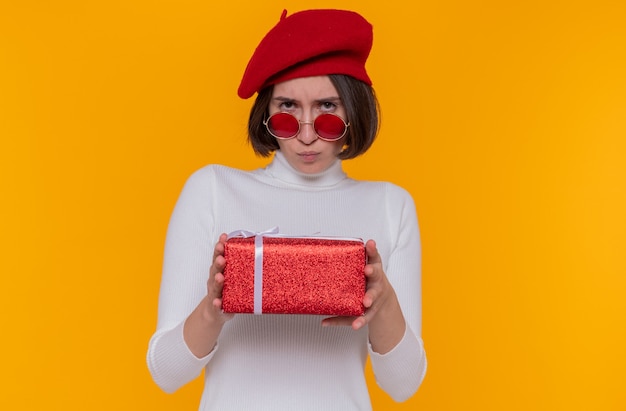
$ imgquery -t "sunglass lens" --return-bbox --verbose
[268,113,299,138]
[315,114,346,141]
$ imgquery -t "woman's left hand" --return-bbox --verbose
[322,240,405,340]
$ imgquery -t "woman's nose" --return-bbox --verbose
[296,119,318,144]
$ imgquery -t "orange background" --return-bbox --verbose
[1,1,625,410]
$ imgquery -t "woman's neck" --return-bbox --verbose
[264,151,347,188]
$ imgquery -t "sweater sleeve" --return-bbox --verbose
[146,167,217,393]
[368,184,427,401]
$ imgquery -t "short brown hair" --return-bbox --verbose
[246,74,380,160]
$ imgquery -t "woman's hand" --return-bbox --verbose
[183,233,234,358]
[322,240,406,354]
[206,233,235,324]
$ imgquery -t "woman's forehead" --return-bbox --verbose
[271,76,340,100]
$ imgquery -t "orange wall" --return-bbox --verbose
[1,1,625,410]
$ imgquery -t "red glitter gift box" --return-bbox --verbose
[222,233,366,316]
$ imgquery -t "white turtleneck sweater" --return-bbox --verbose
[147,151,427,410]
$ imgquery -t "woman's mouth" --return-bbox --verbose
[298,151,320,162]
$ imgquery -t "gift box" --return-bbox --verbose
[222,232,366,316]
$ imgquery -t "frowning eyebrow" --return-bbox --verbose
[271,96,343,104]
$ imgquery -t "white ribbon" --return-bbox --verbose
[226,226,280,240]
[227,227,280,314]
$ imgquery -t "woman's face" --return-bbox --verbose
[268,76,347,174]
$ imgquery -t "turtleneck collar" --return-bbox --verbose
[260,150,347,188]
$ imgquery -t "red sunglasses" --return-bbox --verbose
[263,112,350,141]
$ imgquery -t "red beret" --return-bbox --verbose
[237,9,373,99]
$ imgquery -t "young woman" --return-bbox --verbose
[147,9,426,410]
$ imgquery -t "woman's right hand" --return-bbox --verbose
[206,233,235,324]
[183,233,234,358]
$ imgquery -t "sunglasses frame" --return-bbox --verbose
[263,112,350,142]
